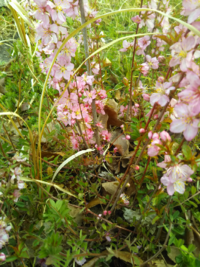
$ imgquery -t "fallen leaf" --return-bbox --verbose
[104,105,123,128]
[102,181,119,195]
[68,204,83,225]
[106,247,143,265]
[168,246,180,263]
[86,198,104,209]
[151,260,174,267]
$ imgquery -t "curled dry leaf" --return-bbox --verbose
[111,130,129,156]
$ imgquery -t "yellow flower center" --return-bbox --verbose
[76,111,80,116]
[60,66,66,72]
[156,88,163,93]
[178,50,187,58]
[56,6,62,11]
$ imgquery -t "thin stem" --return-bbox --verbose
[129,0,143,118]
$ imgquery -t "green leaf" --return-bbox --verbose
[191,186,196,195]
[6,256,18,262]
[152,216,160,225]
[182,144,192,160]
[102,223,107,231]
[172,211,180,221]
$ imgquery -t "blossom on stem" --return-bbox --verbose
[169,36,196,72]
[150,81,175,107]
[161,164,193,195]
[170,103,200,141]
[182,0,200,23]
[146,55,159,70]
[131,15,141,24]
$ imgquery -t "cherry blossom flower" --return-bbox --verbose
[131,15,141,24]
[182,0,200,23]
[146,55,159,69]
[138,36,151,50]
[101,130,111,142]
[119,40,134,52]
[170,103,200,141]
[178,74,200,115]
[49,0,70,24]
[55,56,74,80]
[83,90,96,105]
[169,36,196,72]
[140,63,149,76]
[161,164,193,195]
[150,81,175,107]
[157,154,171,168]
[36,23,58,45]
[142,93,150,101]
[148,138,162,157]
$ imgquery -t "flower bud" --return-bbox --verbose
[125,135,131,140]
[160,131,171,142]
[135,165,140,170]
[142,93,150,101]
[157,76,165,83]
[158,55,165,62]
[148,131,153,139]
[103,210,107,216]
[139,128,145,133]
[0,253,6,262]
[187,178,193,182]
[154,114,158,119]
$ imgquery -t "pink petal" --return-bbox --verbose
[184,125,198,141]
[188,8,200,24]
[158,95,169,106]
[170,119,186,133]
[167,184,175,195]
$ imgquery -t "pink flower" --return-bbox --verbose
[101,130,111,142]
[138,36,151,50]
[150,81,175,107]
[98,89,107,99]
[160,131,171,142]
[113,147,118,153]
[82,74,94,86]
[55,56,74,80]
[83,90,96,105]
[0,253,6,261]
[147,140,161,157]
[108,211,111,215]
[131,15,141,24]
[140,63,149,76]
[161,164,194,195]
[119,40,134,52]
[178,74,200,115]
[49,0,70,24]
[157,154,171,168]
[170,103,200,141]
[96,122,103,128]
[146,55,159,69]
[169,36,196,72]
[125,135,130,140]
[182,0,200,23]
[36,23,58,45]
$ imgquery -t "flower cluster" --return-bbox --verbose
[0,217,11,250]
